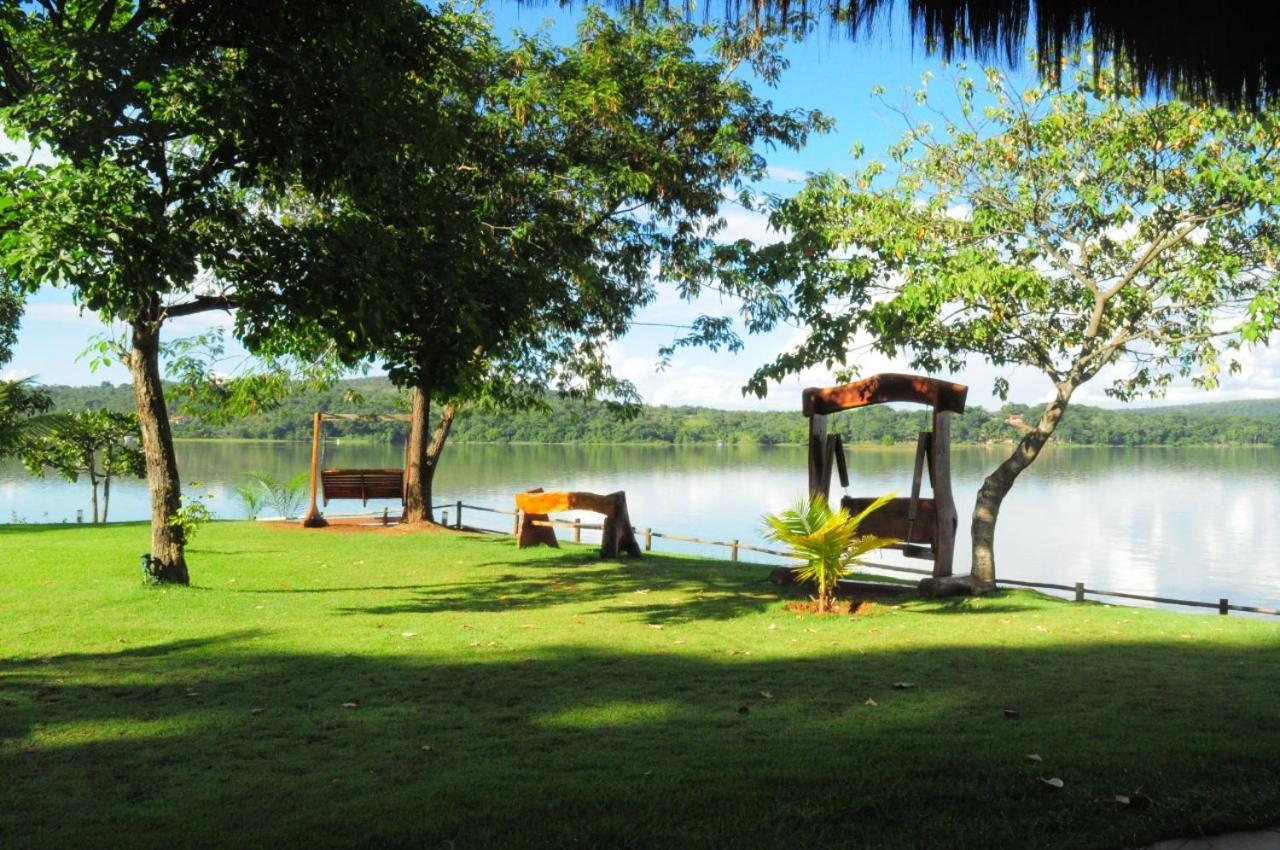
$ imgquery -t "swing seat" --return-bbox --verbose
[841,495,942,560]
[320,468,405,506]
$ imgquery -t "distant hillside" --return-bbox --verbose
[38,378,1280,447]
[1136,398,1280,417]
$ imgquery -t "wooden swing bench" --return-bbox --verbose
[803,373,971,596]
[514,489,641,558]
[301,412,412,527]
[319,468,405,507]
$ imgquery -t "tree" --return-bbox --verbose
[247,6,827,523]
[726,57,1280,588]
[0,1,472,580]
[20,409,144,523]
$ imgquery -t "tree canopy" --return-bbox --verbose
[241,6,827,523]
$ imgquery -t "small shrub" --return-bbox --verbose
[762,493,897,613]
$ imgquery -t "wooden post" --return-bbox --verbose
[1219,598,1229,615]
[441,509,449,527]
[301,412,327,527]
[929,409,956,578]
[807,413,831,500]
[1075,582,1085,602]
[455,500,463,530]
[573,517,581,543]
[731,540,739,562]
[645,528,652,551]
[513,510,520,536]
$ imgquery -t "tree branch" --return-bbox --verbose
[163,295,241,319]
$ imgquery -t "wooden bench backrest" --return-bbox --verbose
[321,468,405,505]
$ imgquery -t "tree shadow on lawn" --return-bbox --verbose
[336,551,788,624]
[2,632,1278,850]
[901,596,1042,616]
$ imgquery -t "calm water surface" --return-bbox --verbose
[3,441,1279,612]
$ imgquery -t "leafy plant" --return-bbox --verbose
[233,481,268,521]
[246,472,310,520]
[762,493,897,613]
[168,483,214,545]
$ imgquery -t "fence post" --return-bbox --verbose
[1074,582,1084,603]
[645,528,652,551]
[1219,598,1229,616]
[441,509,449,527]
[455,500,463,529]
[573,517,582,543]
[513,510,520,536]
[731,539,739,562]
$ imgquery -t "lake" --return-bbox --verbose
[3,441,1279,612]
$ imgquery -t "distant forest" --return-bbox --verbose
[41,377,1280,447]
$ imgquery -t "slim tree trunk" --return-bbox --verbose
[89,459,100,524]
[102,473,111,524]
[402,383,456,524]
[126,317,188,584]
[970,384,1075,591]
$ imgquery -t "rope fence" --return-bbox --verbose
[416,498,1280,618]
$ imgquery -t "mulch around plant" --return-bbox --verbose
[786,599,880,616]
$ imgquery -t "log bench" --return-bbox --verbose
[514,489,641,558]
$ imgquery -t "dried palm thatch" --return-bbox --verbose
[636,0,1277,110]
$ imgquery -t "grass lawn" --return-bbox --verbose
[2,521,1278,849]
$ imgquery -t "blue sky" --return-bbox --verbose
[7,3,1280,410]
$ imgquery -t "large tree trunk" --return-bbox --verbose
[970,385,1075,591]
[126,317,188,584]
[402,383,456,524]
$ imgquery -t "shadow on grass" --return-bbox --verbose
[3,631,1278,850]
[336,552,786,624]
[0,520,150,535]
[905,597,1042,615]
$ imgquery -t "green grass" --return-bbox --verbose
[2,522,1278,849]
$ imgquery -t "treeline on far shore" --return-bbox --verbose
[41,377,1280,447]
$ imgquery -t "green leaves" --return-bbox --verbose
[722,54,1280,406]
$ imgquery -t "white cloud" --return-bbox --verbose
[714,205,783,246]
[1,132,56,166]
[22,302,95,324]
[765,165,806,183]
[2,367,35,381]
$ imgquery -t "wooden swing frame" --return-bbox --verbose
[301,411,412,528]
[804,373,968,580]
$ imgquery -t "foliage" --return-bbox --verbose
[724,54,1280,583]
[0,375,52,457]
[19,408,144,522]
[244,471,310,521]
[762,493,897,611]
[0,279,20,364]
[249,7,826,408]
[233,482,267,522]
[167,484,213,544]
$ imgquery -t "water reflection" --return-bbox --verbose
[2,442,1278,610]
